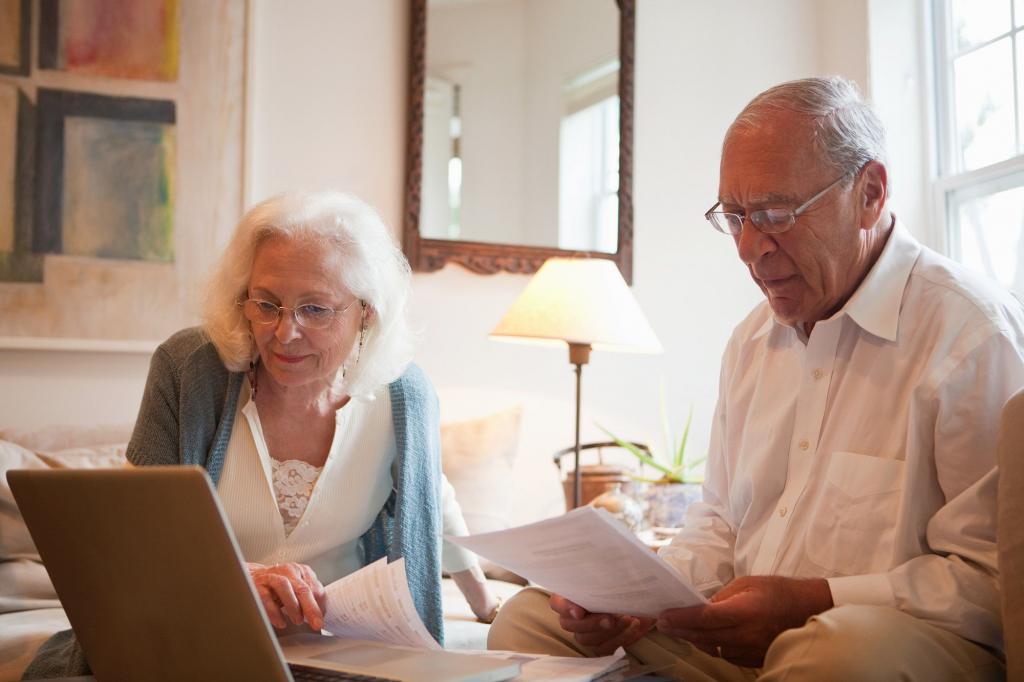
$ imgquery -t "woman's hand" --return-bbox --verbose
[247,562,327,631]
[549,593,654,655]
[450,566,502,623]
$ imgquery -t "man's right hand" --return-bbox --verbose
[548,594,654,655]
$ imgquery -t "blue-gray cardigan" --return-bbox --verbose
[23,328,444,679]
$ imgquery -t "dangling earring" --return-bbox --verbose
[356,301,367,365]
[248,358,259,398]
[247,330,259,398]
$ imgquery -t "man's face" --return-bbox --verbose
[718,113,870,328]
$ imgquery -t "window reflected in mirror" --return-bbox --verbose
[420,0,619,254]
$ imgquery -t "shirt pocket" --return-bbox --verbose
[804,450,905,576]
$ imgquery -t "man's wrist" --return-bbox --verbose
[786,577,834,627]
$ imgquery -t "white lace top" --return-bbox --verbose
[270,458,323,535]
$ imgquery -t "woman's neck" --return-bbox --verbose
[253,365,350,416]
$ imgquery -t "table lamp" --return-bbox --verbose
[490,257,662,508]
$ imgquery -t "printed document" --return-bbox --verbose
[460,647,628,681]
[447,506,706,617]
[322,557,440,649]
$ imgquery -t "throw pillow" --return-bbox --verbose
[441,406,525,584]
[0,439,129,615]
[0,440,57,614]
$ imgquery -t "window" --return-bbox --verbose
[558,61,619,253]
[933,0,1024,295]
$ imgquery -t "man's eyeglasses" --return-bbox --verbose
[238,298,358,330]
[704,173,850,236]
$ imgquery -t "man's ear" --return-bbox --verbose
[857,160,888,230]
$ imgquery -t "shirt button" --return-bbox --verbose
[779,506,787,517]
[799,439,810,451]
[812,368,824,380]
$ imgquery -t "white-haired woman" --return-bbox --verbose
[24,191,497,678]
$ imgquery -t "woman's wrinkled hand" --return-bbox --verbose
[247,562,327,632]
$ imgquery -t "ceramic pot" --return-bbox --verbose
[589,483,644,532]
[643,482,702,528]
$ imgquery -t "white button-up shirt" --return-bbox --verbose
[661,222,1024,652]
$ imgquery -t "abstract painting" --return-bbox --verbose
[0,0,31,76]
[34,89,176,263]
[39,0,180,81]
[0,1,245,347]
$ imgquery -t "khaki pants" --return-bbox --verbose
[488,587,1005,681]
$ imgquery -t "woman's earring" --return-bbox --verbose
[356,302,367,364]
[248,359,258,398]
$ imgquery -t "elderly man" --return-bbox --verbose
[488,77,1024,681]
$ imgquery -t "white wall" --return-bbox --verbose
[1,0,929,472]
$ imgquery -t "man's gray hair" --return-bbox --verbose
[203,190,414,399]
[729,76,888,180]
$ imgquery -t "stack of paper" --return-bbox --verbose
[322,557,440,649]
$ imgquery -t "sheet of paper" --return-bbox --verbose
[447,506,706,617]
[504,649,627,682]
[454,647,627,682]
[322,557,441,650]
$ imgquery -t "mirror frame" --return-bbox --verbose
[403,0,635,283]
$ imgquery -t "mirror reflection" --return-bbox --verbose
[420,0,620,253]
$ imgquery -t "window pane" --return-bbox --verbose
[954,38,1015,170]
[953,183,1024,295]
[1019,33,1024,154]
[1017,0,1024,27]
[952,0,1011,52]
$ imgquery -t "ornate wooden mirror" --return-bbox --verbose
[403,0,635,282]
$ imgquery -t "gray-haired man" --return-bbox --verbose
[488,77,1024,681]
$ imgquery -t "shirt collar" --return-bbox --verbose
[841,219,921,342]
[749,219,921,343]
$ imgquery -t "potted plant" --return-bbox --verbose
[599,390,706,529]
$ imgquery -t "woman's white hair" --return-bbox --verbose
[203,190,414,399]
[728,76,889,188]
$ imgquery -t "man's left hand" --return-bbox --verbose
[655,576,834,668]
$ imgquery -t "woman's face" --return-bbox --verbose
[247,236,364,394]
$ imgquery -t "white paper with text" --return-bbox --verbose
[322,557,441,650]
[447,506,706,617]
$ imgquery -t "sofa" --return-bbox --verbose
[0,398,565,682]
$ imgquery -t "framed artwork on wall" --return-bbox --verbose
[0,0,247,352]
[0,0,31,76]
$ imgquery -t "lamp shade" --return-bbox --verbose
[490,257,662,353]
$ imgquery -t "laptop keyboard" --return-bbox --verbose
[289,663,400,682]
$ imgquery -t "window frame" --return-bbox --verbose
[930,0,1024,265]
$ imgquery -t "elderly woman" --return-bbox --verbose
[24,191,497,678]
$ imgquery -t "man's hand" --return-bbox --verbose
[656,576,833,667]
[549,594,654,655]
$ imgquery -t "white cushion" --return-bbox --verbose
[441,407,522,535]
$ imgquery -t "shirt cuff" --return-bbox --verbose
[441,538,478,573]
[827,573,896,608]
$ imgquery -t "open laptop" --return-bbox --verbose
[7,466,520,682]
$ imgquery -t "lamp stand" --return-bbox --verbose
[568,342,592,508]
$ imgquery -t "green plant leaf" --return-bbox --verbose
[674,405,693,470]
[683,452,707,483]
[659,379,673,468]
[596,424,674,477]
